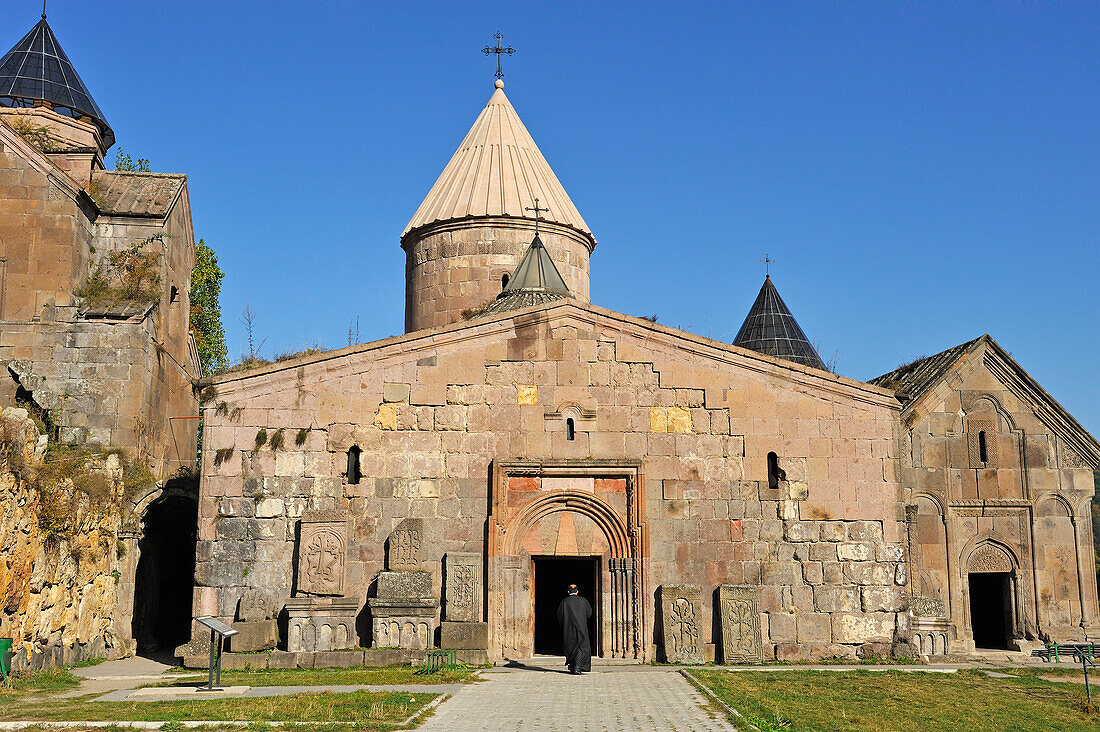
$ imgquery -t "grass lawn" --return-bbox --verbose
[0,669,441,727]
[0,690,436,726]
[689,668,1100,732]
[161,665,475,687]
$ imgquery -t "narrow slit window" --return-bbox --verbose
[346,445,361,485]
[978,431,988,464]
[501,273,510,290]
[170,285,179,303]
[565,417,576,441]
[767,451,785,490]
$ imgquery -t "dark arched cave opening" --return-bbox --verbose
[132,493,197,654]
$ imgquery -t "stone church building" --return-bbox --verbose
[187,77,1100,665]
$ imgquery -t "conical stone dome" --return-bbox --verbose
[0,17,114,148]
[733,276,825,370]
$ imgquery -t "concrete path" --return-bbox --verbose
[59,656,186,699]
[417,659,735,732]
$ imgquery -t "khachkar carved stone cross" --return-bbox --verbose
[482,32,516,80]
[444,552,483,622]
[296,510,348,596]
[658,584,703,664]
[717,585,763,663]
[386,518,425,572]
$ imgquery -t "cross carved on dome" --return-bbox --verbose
[482,32,516,80]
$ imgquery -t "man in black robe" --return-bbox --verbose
[557,583,592,674]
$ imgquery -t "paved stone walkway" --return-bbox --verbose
[417,662,735,732]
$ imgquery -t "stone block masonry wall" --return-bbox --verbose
[403,219,592,332]
[195,303,906,661]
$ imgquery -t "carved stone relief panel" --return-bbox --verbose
[445,552,483,622]
[658,584,703,664]
[296,510,348,596]
[968,545,1012,574]
[717,585,762,663]
[387,518,425,572]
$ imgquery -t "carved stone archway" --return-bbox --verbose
[488,460,649,661]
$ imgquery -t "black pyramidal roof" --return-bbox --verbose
[732,276,825,370]
[481,233,572,316]
[0,17,114,148]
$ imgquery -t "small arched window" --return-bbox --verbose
[978,431,988,464]
[565,417,576,441]
[501,273,510,290]
[346,445,361,485]
[767,451,785,490]
[170,285,179,303]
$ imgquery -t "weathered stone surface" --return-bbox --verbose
[296,511,348,596]
[717,585,762,664]
[377,571,432,599]
[285,596,358,652]
[910,596,946,618]
[386,518,425,572]
[444,552,483,622]
[228,620,277,652]
[238,589,279,622]
[440,621,489,649]
[368,597,439,650]
[658,585,703,664]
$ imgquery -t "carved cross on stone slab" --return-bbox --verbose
[386,518,425,572]
[296,510,348,597]
[658,584,703,664]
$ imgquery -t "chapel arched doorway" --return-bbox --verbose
[966,543,1018,650]
[488,461,649,661]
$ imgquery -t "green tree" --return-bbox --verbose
[114,147,150,172]
[189,240,228,376]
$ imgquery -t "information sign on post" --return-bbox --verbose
[194,616,239,691]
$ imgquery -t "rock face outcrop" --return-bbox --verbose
[0,407,133,669]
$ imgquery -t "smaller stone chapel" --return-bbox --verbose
[182,76,1100,666]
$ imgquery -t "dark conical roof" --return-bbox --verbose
[732,276,825,369]
[0,18,114,148]
[481,233,572,315]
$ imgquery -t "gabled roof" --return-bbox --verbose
[90,170,186,218]
[869,336,981,404]
[873,334,1100,467]
[0,17,114,148]
[402,81,594,247]
[732,276,825,370]
[481,233,571,316]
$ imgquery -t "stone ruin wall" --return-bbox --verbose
[0,141,198,478]
[0,406,136,670]
[195,309,909,662]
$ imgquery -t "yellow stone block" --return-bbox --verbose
[668,407,693,434]
[517,384,538,405]
[374,403,398,430]
[649,407,668,433]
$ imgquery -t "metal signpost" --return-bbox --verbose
[194,616,238,692]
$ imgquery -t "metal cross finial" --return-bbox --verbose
[525,197,549,234]
[482,32,516,80]
[760,253,775,277]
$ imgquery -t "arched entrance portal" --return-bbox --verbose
[132,491,198,654]
[965,542,1018,650]
[488,461,649,661]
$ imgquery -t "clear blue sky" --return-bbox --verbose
[16,1,1100,433]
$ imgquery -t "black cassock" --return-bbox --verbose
[557,593,593,673]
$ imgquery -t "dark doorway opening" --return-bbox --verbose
[968,572,1012,650]
[133,493,198,654]
[533,556,599,656]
